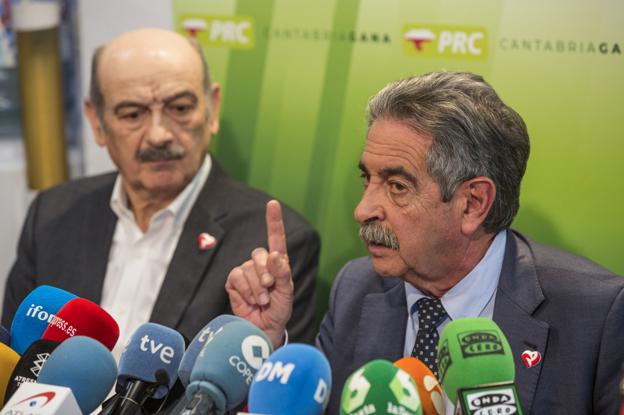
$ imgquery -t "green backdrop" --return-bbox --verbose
[174,0,624,316]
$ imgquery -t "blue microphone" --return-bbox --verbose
[183,320,273,414]
[113,323,185,414]
[10,285,77,354]
[37,336,117,414]
[248,343,331,415]
[178,315,244,387]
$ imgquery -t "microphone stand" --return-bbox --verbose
[101,370,170,415]
[178,391,216,415]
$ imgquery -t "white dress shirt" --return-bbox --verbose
[100,156,212,361]
[403,229,507,414]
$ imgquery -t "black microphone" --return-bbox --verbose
[4,338,59,401]
[104,369,169,415]
[104,323,184,415]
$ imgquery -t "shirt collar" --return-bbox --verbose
[110,154,212,230]
[405,229,507,320]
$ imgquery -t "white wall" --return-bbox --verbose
[0,142,34,308]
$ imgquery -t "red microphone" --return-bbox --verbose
[41,298,119,350]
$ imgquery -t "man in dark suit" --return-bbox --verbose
[1,28,319,353]
[225,72,624,414]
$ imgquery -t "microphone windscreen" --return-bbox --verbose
[0,343,20,405]
[37,336,117,414]
[41,297,119,350]
[0,325,10,346]
[340,360,422,415]
[178,314,244,387]
[118,322,185,399]
[4,339,59,401]
[188,320,273,411]
[10,285,77,354]
[394,357,445,415]
[437,317,514,403]
[248,343,331,415]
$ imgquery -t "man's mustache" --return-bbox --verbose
[359,222,400,250]
[137,145,185,162]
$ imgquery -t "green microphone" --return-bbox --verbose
[437,317,523,415]
[340,359,423,415]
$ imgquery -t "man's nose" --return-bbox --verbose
[354,185,385,224]
[146,112,173,146]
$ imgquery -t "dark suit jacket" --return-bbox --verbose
[2,160,320,344]
[317,230,624,414]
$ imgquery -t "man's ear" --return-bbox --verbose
[84,100,107,147]
[458,176,496,235]
[207,83,221,135]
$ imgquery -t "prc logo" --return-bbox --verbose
[521,349,541,368]
[404,29,436,51]
[179,14,255,49]
[458,330,504,358]
[437,339,452,382]
[13,391,56,408]
[197,232,217,250]
[403,24,488,60]
[30,353,50,377]
[241,335,270,370]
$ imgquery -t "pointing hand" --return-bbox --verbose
[225,200,293,348]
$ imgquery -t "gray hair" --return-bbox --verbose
[366,71,530,233]
[88,38,212,122]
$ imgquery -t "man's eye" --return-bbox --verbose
[388,181,407,193]
[122,112,140,120]
[359,172,370,187]
[174,105,191,113]
[119,108,146,122]
[168,103,195,116]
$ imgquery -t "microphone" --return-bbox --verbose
[4,339,60,401]
[112,322,185,415]
[394,357,445,415]
[340,359,422,415]
[178,315,244,387]
[437,317,523,415]
[182,319,273,414]
[1,383,81,414]
[0,343,20,405]
[37,336,118,414]
[0,325,10,346]
[9,285,77,354]
[247,343,331,415]
[41,297,120,350]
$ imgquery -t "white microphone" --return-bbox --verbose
[0,382,82,415]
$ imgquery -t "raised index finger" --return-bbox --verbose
[266,200,287,255]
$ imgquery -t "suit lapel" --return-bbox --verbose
[78,176,117,303]
[355,279,407,365]
[150,161,228,330]
[494,231,549,415]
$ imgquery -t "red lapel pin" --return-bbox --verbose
[198,233,217,250]
[521,349,541,368]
